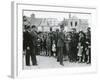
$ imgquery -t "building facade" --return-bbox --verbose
[23,13,89,32]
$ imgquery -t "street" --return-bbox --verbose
[23,55,90,70]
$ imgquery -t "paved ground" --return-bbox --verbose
[23,55,90,70]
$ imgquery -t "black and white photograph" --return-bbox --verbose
[0,0,100,79]
[11,2,97,78]
[23,10,91,69]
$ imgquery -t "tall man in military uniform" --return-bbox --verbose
[30,25,38,65]
[24,25,36,66]
[57,25,65,66]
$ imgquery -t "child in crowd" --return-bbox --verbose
[77,42,83,63]
[52,40,56,57]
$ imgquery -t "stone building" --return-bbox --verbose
[23,13,89,32]
[62,15,89,32]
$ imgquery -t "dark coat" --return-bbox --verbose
[24,31,34,50]
[30,31,38,47]
[46,37,51,50]
[57,31,65,47]
[71,33,79,47]
[54,32,59,46]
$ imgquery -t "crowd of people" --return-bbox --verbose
[23,24,91,66]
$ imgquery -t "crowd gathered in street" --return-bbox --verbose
[23,24,91,66]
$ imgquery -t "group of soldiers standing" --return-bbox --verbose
[23,24,91,66]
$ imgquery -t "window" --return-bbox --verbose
[70,22,73,27]
[75,21,77,27]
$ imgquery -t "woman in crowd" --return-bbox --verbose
[65,32,72,61]
[78,31,86,63]
[77,42,83,63]
[46,34,51,57]
[71,28,79,62]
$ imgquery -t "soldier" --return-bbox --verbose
[24,26,34,66]
[57,25,65,66]
[29,25,38,65]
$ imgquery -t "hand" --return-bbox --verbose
[81,46,83,48]
[86,42,89,44]
[88,46,91,48]
[85,48,87,51]
[27,46,30,50]
[23,50,26,55]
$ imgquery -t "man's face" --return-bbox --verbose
[61,28,64,32]
[31,27,35,31]
[88,28,90,32]
[28,28,31,32]
[73,29,76,33]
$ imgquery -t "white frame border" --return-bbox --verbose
[11,1,97,78]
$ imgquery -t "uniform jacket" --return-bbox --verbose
[30,31,38,47]
[57,31,65,47]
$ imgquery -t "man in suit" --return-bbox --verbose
[57,25,65,66]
